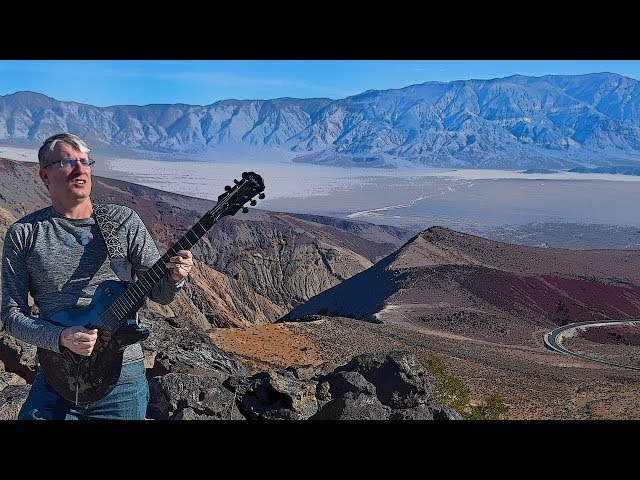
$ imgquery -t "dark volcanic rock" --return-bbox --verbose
[311,370,391,420]
[224,369,318,420]
[148,372,244,420]
[335,351,433,408]
[429,403,465,420]
[142,312,249,381]
[389,404,435,420]
[316,392,391,420]
[0,332,37,383]
[0,384,30,420]
[0,361,27,391]
[216,351,452,421]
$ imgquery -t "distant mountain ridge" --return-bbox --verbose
[2,72,640,168]
[568,165,640,175]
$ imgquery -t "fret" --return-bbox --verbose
[99,172,264,324]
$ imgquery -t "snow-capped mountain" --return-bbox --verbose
[2,72,640,169]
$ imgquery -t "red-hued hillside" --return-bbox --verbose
[579,324,640,346]
[389,226,640,285]
[284,227,640,345]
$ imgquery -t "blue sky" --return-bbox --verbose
[1,60,639,107]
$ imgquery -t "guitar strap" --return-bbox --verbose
[92,203,134,283]
[44,204,138,405]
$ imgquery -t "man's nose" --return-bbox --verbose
[72,160,90,172]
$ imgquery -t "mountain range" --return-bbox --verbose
[2,72,640,169]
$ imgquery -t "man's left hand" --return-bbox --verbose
[166,250,194,282]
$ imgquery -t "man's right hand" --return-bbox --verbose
[60,326,98,356]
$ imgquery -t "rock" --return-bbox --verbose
[284,364,317,380]
[225,370,318,420]
[0,384,30,420]
[335,351,433,408]
[0,332,37,383]
[141,312,250,381]
[389,404,435,420]
[311,370,390,420]
[147,372,244,420]
[0,364,27,391]
[149,349,247,383]
[430,403,465,420]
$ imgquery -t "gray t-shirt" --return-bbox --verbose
[1,203,185,364]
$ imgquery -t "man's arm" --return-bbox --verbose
[1,227,65,352]
[125,209,187,305]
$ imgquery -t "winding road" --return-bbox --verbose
[544,319,640,371]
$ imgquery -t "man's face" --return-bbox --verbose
[38,142,92,204]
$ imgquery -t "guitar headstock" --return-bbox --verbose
[210,171,265,219]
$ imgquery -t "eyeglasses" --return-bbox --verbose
[42,157,95,169]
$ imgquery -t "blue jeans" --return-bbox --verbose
[18,360,149,420]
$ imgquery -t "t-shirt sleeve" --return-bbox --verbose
[1,225,65,352]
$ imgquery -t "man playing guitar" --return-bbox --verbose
[1,132,193,420]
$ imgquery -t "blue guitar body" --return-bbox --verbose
[37,280,150,404]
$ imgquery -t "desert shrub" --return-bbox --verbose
[466,393,510,420]
[425,354,510,420]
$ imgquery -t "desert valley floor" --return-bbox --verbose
[211,316,640,420]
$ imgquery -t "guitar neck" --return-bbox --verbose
[108,208,221,321]
[98,170,264,327]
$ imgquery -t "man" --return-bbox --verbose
[1,132,193,419]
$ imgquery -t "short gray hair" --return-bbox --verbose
[38,133,91,168]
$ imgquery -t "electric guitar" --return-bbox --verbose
[37,172,265,404]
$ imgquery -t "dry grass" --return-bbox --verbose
[210,323,325,372]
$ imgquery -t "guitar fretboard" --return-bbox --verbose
[98,204,224,329]
[96,171,263,331]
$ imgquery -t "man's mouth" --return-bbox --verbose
[70,178,87,186]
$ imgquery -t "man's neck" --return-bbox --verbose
[51,198,93,219]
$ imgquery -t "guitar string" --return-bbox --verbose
[99,182,261,328]
[63,176,263,402]
[97,218,210,329]
[112,221,210,316]
[96,183,260,330]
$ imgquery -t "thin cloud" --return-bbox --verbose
[0,62,80,74]
[101,68,353,98]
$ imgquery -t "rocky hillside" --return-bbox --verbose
[283,226,640,346]
[0,157,413,328]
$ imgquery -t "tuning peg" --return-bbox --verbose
[234,179,239,184]
[242,207,249,213]
[258,193,265,199]
[224,185,231,191]
[250,199,257,206]
[242,172,249,180]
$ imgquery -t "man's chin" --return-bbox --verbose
[70,188,91,199]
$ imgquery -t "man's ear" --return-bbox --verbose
[39,167,50,187]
